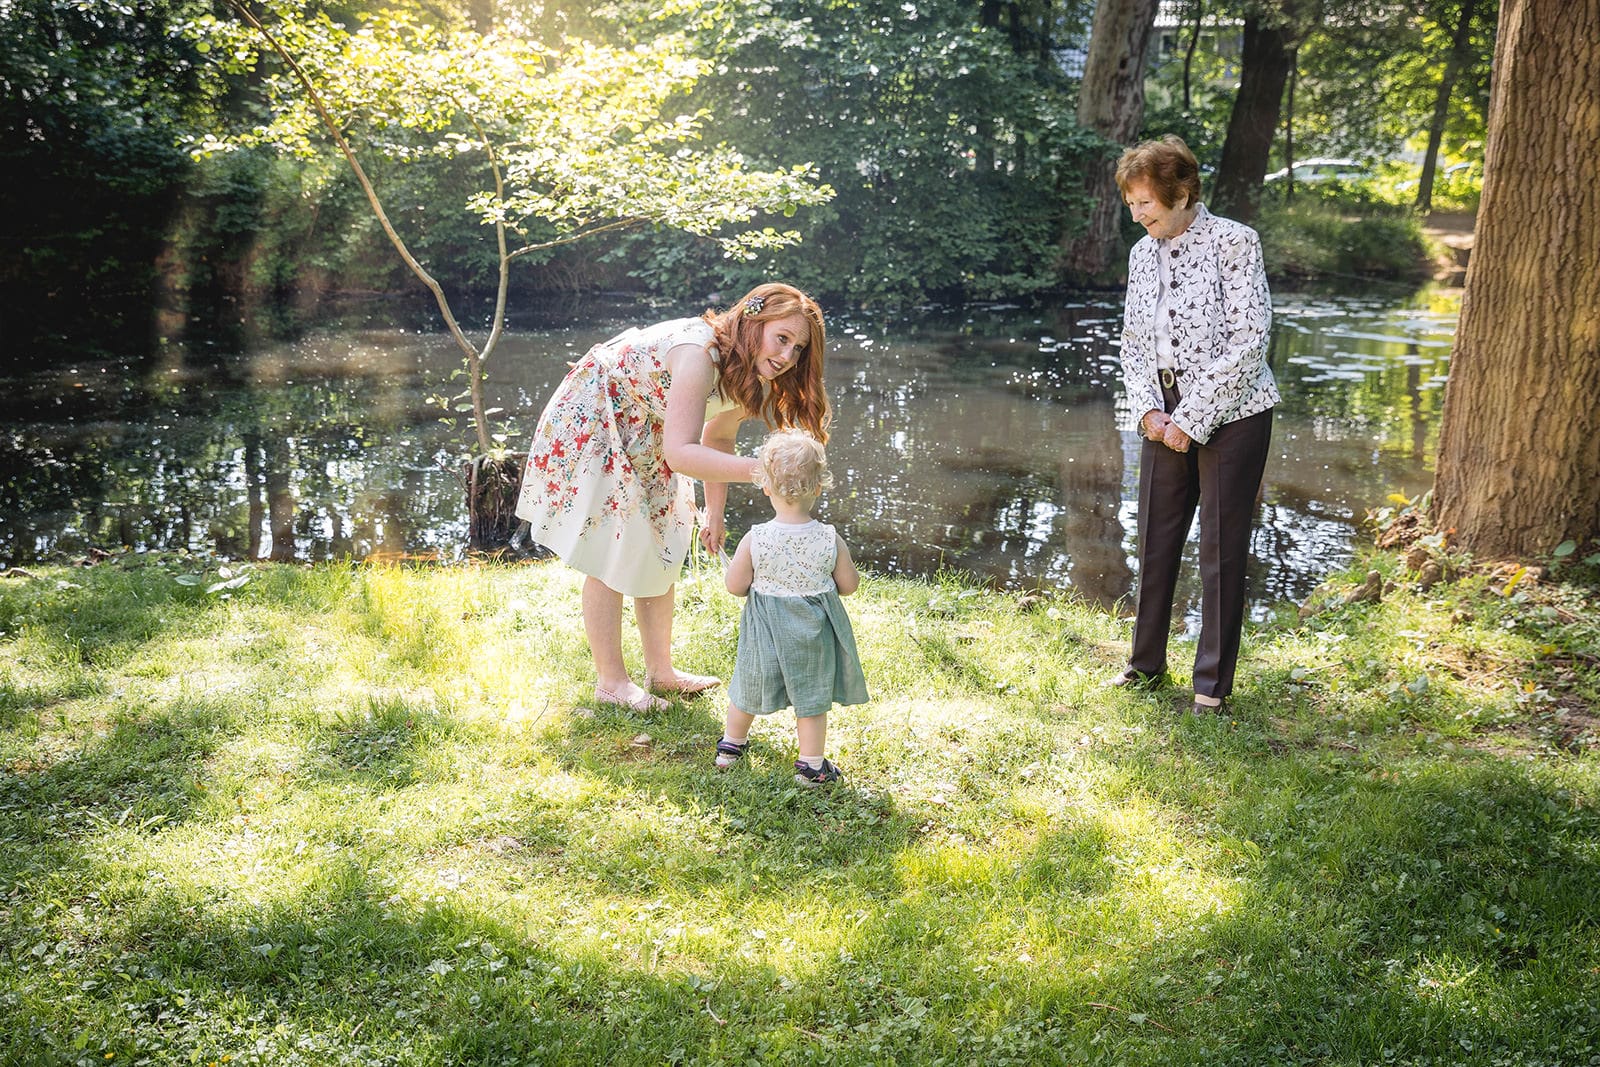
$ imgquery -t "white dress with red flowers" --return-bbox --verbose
[515,317,740,598]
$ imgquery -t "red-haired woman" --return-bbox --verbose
[516,282,831,712]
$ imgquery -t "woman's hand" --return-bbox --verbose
[1141,410,1172,441]
[698,513,726,555]
[1162,422,1192,453]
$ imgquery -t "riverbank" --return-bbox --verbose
[2,544,1596,1063]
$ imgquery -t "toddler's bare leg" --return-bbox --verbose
[796,713,828,761]
[724,703,756,741]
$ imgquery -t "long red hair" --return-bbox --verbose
[703,282,830,443]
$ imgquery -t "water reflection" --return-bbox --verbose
[0,291,1456,618]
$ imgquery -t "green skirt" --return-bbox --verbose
[729,589,869,717]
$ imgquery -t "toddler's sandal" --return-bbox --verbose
[714,738,749,769]
[793,758,844,787]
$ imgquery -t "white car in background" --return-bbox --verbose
[1264,157,1371,184]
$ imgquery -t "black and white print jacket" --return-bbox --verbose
[1119,204,1280,444]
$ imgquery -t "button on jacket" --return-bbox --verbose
[1119,204,1280,444]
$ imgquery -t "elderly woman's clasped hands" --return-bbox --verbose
[1139,409,1192,453]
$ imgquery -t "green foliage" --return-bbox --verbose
[180,1,834,452]
[1140,25,1237,174]
[0,0,204,353]
[188,5,834,260]
[1137,0,1495,215]
[1256,203,1431,282]
[561,0,1101,307]
[1549,537,1600,587]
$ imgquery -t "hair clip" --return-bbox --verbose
[742,296,765,316]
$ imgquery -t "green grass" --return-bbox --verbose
[1,550,1597,1065]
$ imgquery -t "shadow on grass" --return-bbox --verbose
[0,562,242,670]
[0,672,104,729]
[1065,718,1600,1061]
[0,700,227,904]
[5,692,1598,1063]
[540,697,913,894]
[298,698,472,791]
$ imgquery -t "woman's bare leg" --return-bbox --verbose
[633,585,675,683]
[636,587,721,694]
[582,576,647,700]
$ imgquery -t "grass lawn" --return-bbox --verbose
[1,548,1597,1065]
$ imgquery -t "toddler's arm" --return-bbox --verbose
[725,533,754,596]
[832,535,860,596]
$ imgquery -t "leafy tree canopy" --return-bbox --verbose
[186,2,833,264]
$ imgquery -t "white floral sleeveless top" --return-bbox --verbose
[749,520,838,597]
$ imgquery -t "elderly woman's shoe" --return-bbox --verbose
[1105,669,1165,691]
[1190,697,1226,715]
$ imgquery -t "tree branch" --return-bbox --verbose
[224,0,490,449]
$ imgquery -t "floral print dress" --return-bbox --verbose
[515,317,740,598]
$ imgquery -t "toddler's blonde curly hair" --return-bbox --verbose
[753,429,833,502]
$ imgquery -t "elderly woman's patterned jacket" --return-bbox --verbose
[1119,204,1280,444]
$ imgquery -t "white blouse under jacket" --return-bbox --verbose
[1119,204,1280,444]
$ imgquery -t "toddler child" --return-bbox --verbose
[715,429,868,786]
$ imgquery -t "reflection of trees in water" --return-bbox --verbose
[0,339,462,564]
[775,313,1135,601]
[1054,397,1134,607]
[3,297,1455,601]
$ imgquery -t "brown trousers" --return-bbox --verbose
[1129,387,1273,700]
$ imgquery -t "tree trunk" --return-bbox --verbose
[1182,0,1204,111]
[1416,0,1478,213]
[1432,0,1600,560]
[464,453,527,553]
[1060,0,1162,282]
[1210,10,1300,223]
[1282,60,1297,204]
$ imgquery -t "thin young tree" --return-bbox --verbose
[196,2,830,544]
[1414,0,1479,212]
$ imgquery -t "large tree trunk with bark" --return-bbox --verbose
[1060,0,1161,282]
[1432,0,1600,559]
[1415,0,1478,212]
[1209,12,1299,222]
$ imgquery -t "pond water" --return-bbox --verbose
[0,288,1457,620]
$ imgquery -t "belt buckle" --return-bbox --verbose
[1159,367,1177,389]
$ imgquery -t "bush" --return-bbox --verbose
[1256,203,1431,283]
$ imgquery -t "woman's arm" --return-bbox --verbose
[725,533,754,597]
[1169,227,1272,444]
[698,408,742,552]
[832,535,860,596]
[661,345,761,484]
[1120,242,1165,432]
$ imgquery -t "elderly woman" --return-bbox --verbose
[1108,135,1279,714]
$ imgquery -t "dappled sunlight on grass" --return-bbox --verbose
[2,555,1599,1062]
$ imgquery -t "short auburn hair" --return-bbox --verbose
[1115,134,1202,210]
